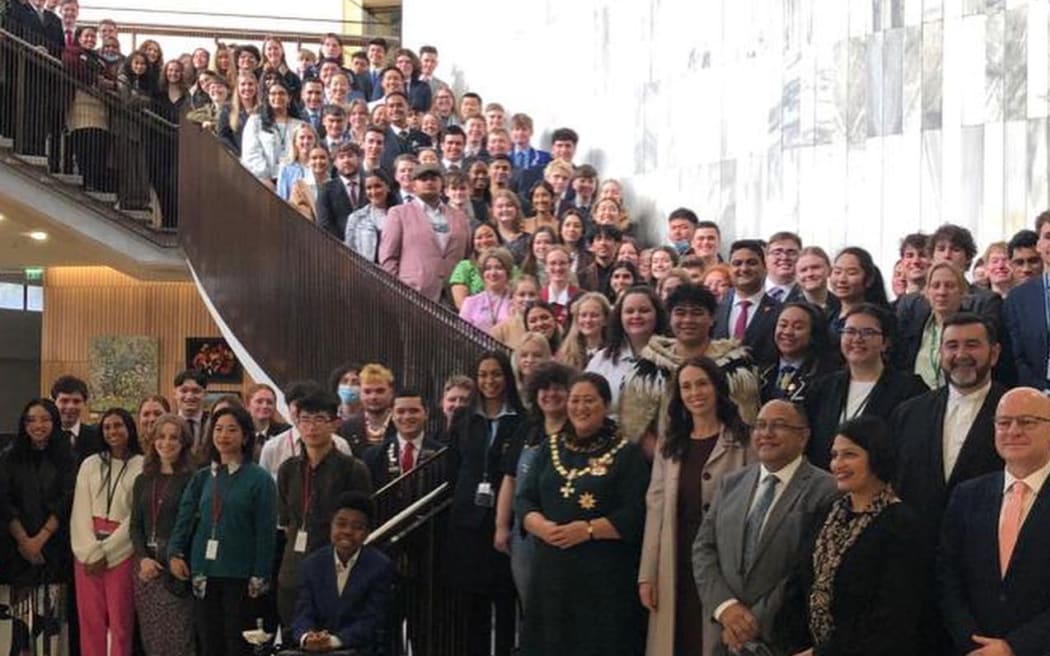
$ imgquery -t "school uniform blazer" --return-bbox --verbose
[938,471,1050,655]
[316,174,366,239]
[291,545,395,650]
[1004,276,1050,390]
[362,432,445,489]
[803,368,928,470]
[378,201,470,302]
[713,289,781,368]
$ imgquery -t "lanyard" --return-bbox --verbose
[149,476,169,543]
[301,462,315,522]
[485,292,507,326]
[102,455,130,519]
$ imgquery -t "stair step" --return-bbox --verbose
[17,154,49,168]
[54,173,84,186]
[121,209,154,222]
[86,191,117,204]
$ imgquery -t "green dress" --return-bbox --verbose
[516,424,648,656]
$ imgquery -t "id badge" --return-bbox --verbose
[205,539,219,560]
[147,536,158,551]
[294,530,308,553]
[474,481,494,508]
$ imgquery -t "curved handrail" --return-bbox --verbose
[178,119,506,397]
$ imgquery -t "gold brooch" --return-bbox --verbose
[578,492,597,510]
[588,458,608,476]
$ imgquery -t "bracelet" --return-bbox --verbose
[586,520,594,540]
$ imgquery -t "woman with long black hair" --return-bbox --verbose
[447,351,526,656]
[70,408,144,656]
[1,398,76,655]
[168,406,277,656]
[240,78,305,188]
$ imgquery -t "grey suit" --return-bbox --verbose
[693,459,838,656]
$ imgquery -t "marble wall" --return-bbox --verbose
[403,0,1050,273]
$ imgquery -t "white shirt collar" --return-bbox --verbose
[1004,458,1050,497]
[759,454,804,487]
[334,546,361,570]
[948,378,992,404]
[547,285,571,305]
[397,432,424,452]
[736,288,766,308]
[67,420,82,437]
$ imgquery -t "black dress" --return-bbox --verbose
[516,423,649,656]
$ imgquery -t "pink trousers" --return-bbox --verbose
[74,557,135,656]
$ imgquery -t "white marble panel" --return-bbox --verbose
[800,51,819,146]
[881,135,915,256]
[782,147,802,226]
[942,16,964,131]
[925,0,944,22]
[985,10,1006,122]
[1027,119,1050,220]
[848,37,870,142]
[1005,120,1030,228]
[1027,0,1049,118]
[907,0,926,24]
[804,143,849,249]
[850,0,875,35]
[739,153,766,233]
[903,27,924,132]
[923,20,944,129]
[983,122,1006,235]
[867,34,886,136]
[921,129,945,227]
[883,28,906,134]
[1004,7,1029,120]
[960,125,985,227]
[945,0,965,17]
[961,15,990,125]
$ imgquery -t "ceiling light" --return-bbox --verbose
[27,231,48,241]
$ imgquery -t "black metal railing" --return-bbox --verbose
[366,449,468,656]
[178,118,506,408]
[0,26,180,229]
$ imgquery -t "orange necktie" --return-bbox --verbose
[999,481,1029,577]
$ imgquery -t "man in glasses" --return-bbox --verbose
[693,399,837,656]
[938,386,1050,656]
[1005,211,1050,392]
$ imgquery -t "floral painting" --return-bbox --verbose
[185,337,242,383]
[89,336,159,411]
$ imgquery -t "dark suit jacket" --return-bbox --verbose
[353,72,373,102]
[758,355,840,405]
[380,126,431,172]
[9,2,63,56]
[510,147,551,171]
[804,368,928,470]
[291,545,394,650]
[938,471,1050,655]
[1004,276,1049,390]
[317,174,366,239]
[892,383,1005,547]
[362,432,445,489]
[447,410,525,531]
[71,423,104,466]
[795,502,929,655]
[713,290,781,368]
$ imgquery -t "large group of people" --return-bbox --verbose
[4,3,1050,656]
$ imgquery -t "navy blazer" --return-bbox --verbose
[316,174,367,239]
[380,126,432,172]
[1004,277,1049,390]
[713,289,781,368]
[291,545,395,650]
[362,432,445,489]
[509,147,551,171]
[938,470,1050,655]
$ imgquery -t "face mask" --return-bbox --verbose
[672,240,691,255]
[337,385,360,405]
[101,52,121,63]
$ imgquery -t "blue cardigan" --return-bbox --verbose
[169,463,276,580]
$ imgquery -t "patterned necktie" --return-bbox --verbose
[743,474,779,569]
[733,299,752,340]
[769,287,785,302]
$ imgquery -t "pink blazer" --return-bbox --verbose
[379,201,470,302]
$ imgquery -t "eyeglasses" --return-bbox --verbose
[753,420,805,433]
[841,327,883,340]
[768,248,799,259]
[993,415,1050,431]
[298,415,334,425]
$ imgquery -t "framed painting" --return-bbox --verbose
[185,337,242,384]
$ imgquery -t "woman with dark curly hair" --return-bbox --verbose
[638,357,753,656]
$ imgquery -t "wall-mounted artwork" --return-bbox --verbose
[89,336,159,411]
[185,337,242,383]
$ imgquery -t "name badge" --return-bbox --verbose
[294,530,308,553]
[205,539,219,561]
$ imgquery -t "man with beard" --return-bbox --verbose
[892,312,1006,652]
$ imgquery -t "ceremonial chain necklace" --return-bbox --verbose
[549,431,626,501]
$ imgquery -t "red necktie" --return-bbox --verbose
[346,179,358,206]
[400,441,416,473]
[733,299,752,340]
[65,30,74,47]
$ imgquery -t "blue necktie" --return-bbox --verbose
[769,287,785,302]
[743,474,778,569]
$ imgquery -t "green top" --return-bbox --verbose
[169,462,276,580]
[449,259,485,295]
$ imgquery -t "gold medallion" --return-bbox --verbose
[588,458,608,476]
[560,482,575,499]
[578,492,597,510]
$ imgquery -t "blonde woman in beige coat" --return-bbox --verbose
[639,357,754,656]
